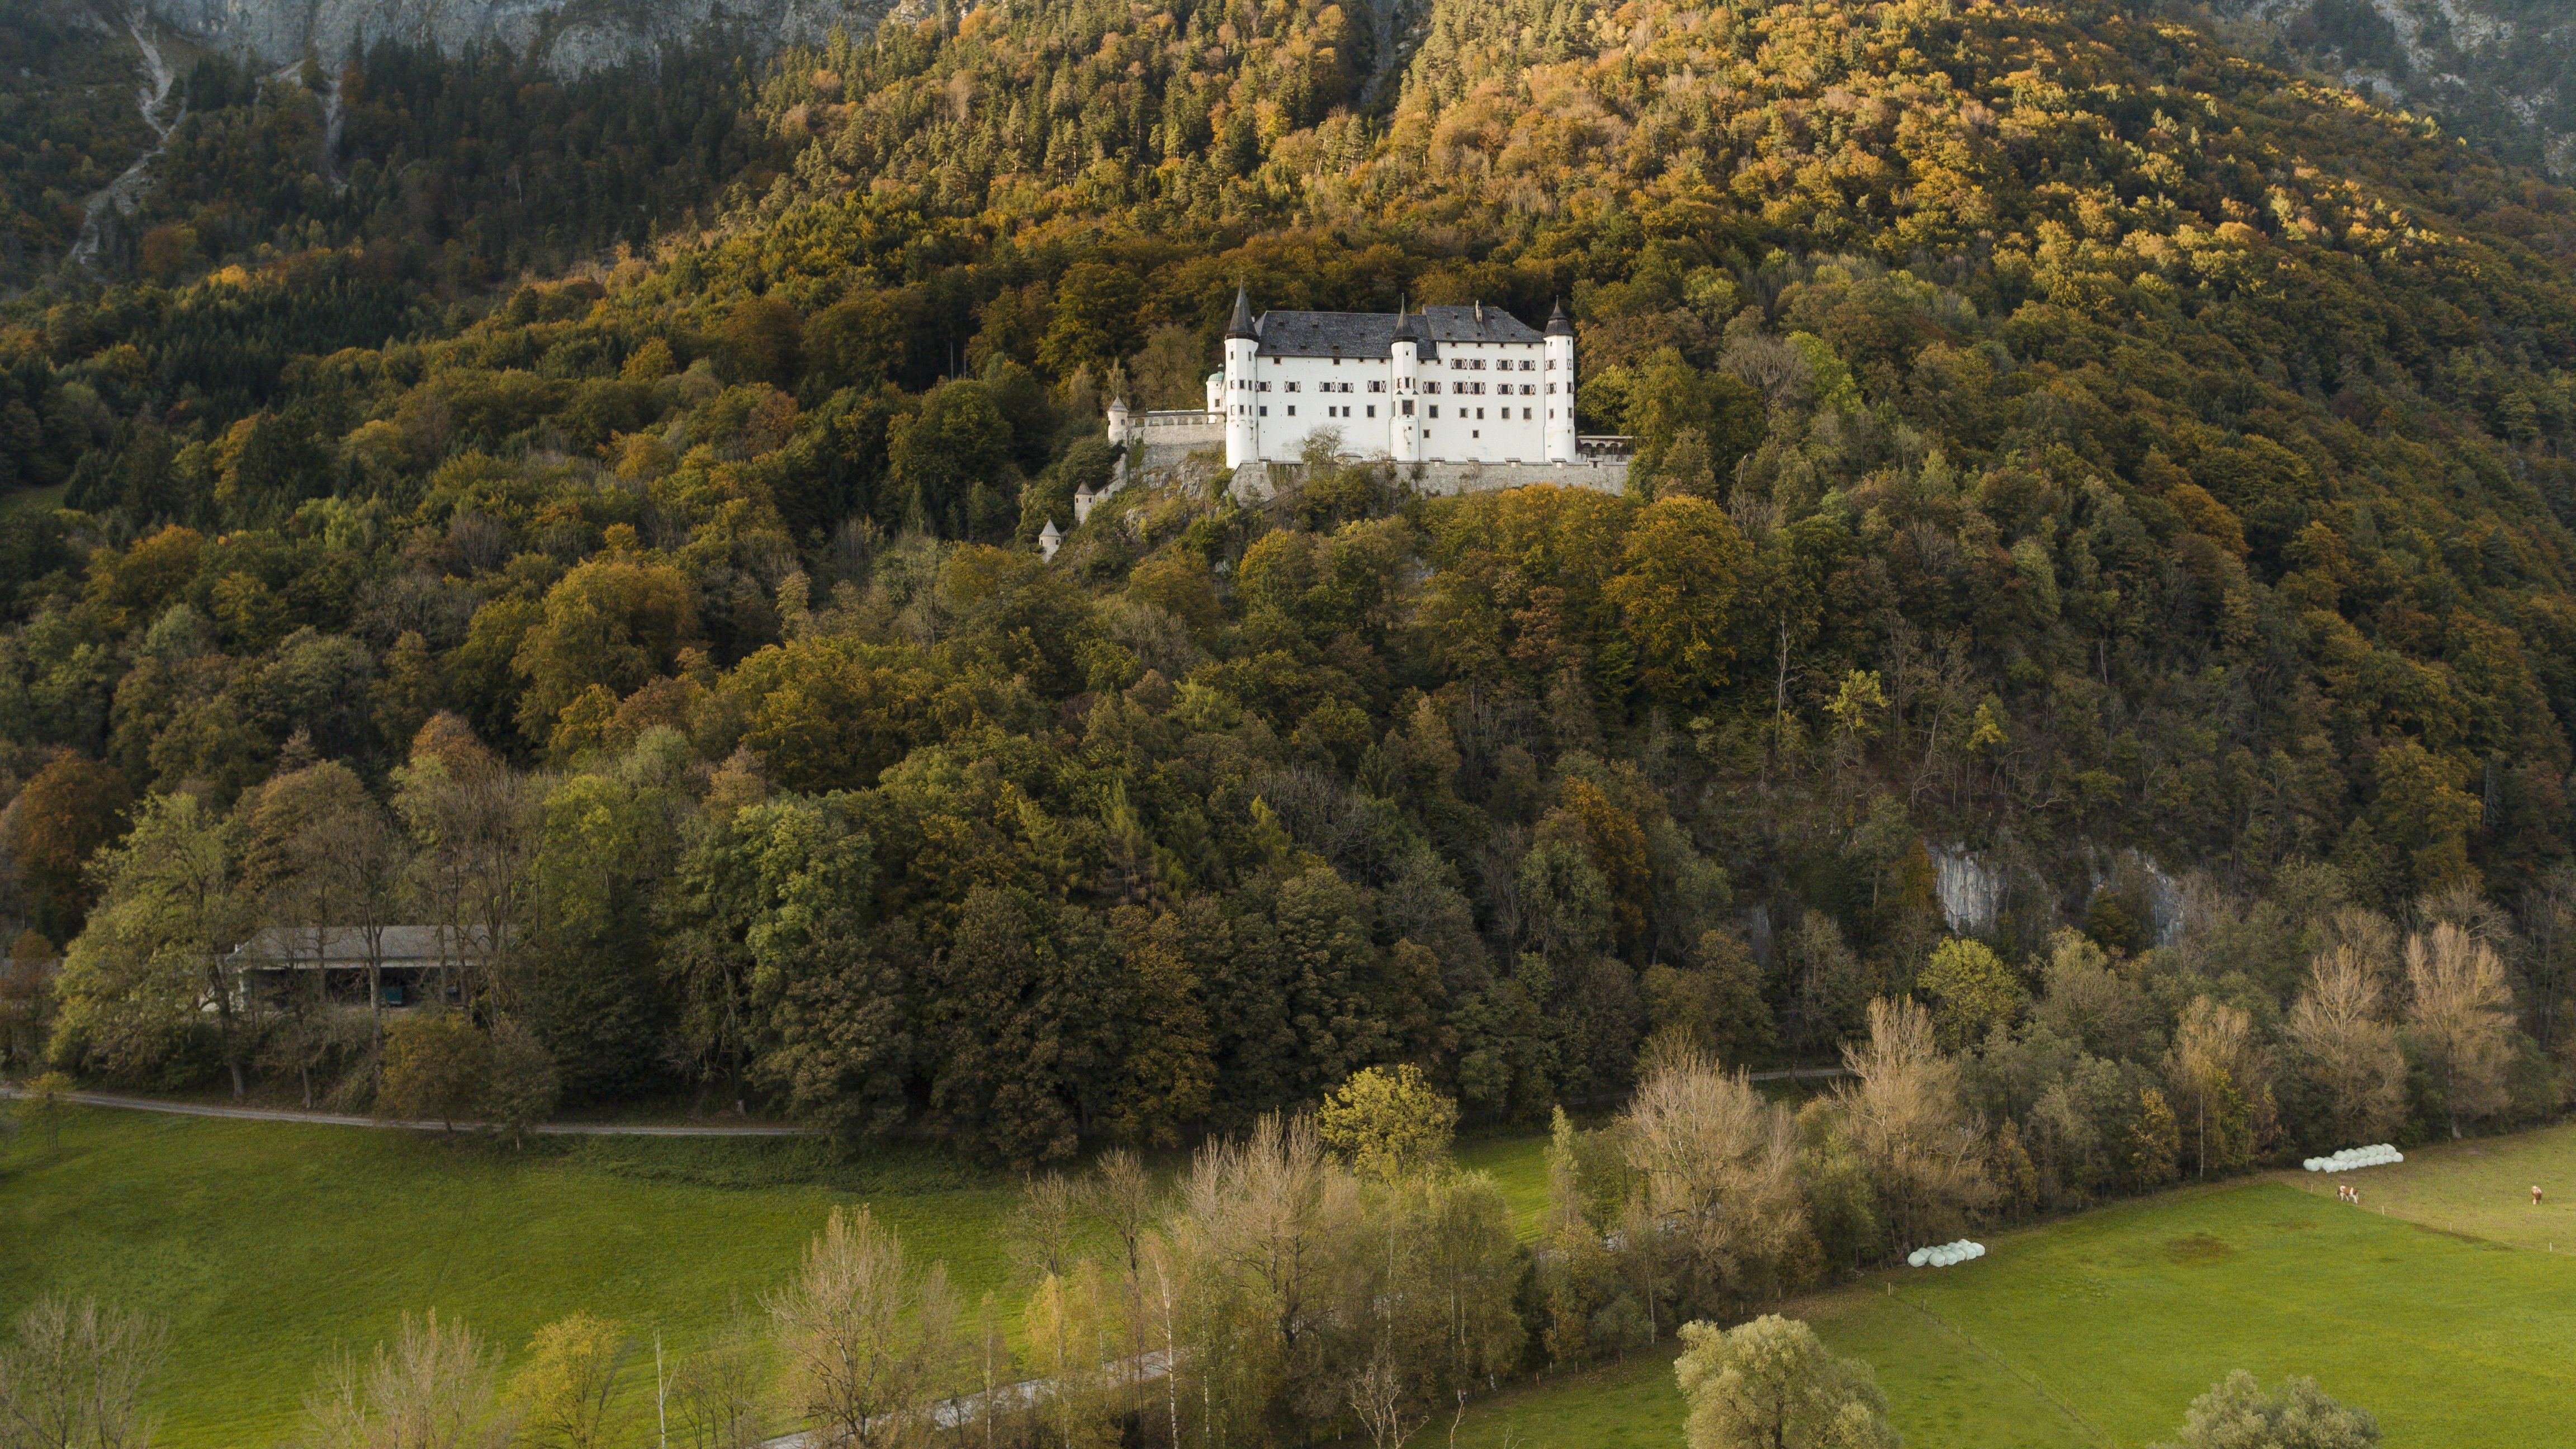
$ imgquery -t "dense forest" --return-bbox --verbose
[3,0,2576,1280]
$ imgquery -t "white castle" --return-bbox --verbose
[1075,289,1622,535]
[1110,288,1578,470]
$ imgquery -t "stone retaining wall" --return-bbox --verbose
[1230,457,1628,503]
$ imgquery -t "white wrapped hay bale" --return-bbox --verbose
[2303,1144,2404,1173]
[1907,1239,1985,1268]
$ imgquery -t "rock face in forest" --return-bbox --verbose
[140,0,891,74]
[2208,0,2576,177]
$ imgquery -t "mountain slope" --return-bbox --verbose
[2208,0,2576,179]
[138,0,897,73]
[7,0,2576,1152]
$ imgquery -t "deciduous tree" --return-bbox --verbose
[295,1309,514,1449]
[2402,923,2516,1138]
[0,1296,166,1449]
[1674,1314,1896,1449]
[766,1206,959,1449]
[509,1313,626,1449]
[2154,1371,2376,1449]
[2286,949,2405,1145]
[48,790,257,1095]
[1318,1063,1460,1183]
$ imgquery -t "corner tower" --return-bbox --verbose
[1390,300,1424,463]
[1544,298,1577,463]
[1224,285,1260,468]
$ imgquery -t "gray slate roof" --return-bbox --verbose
[233,925,506,967]
[1255,304,1542,358]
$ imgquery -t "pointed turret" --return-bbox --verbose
[1544,297,1578,463]
[1392,295,1422,344]
[1223,286,1261,467]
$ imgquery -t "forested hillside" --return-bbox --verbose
[4,0,2576,1212]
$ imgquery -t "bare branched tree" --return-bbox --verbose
[1006,1171,1083,1287]
[294,1308,513,1449]
[766,1206,959,1449]
[1346,1340,1428,1449]
[0,1296,166,1449]
[665,1311,766,1449]
[1078,1150,1159,1418]
[1621,1038,1808,1317]
[1834,997,1991,1253]
[2288,948,2406,1144]
[2404,923,2517,1139]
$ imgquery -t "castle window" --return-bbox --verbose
[1522,359,1535,371]
[1428,406,1439,418]
[1285,381,1297,392]
[1259,406,1268,416]
[1476,408,1485,420]
[1424,381,1440,395]
[1367,405,1376,418]
[1368,380,1384,392]
[1401,400,1414,416]
[1287,406,1296,416]
[1258,381,1270,392]
[1523,408,1532,419]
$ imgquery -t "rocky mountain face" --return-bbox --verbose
[136,0,892,74]
[2205,0,2576,177]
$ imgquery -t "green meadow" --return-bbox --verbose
[0,1109,1563,1446]
[11,1107,2576,1446]
[0,1110,1030,1445]
[1457,1129,2576,1448]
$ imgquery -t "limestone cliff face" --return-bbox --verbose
[2208,0,2575,178]
[142,0,891,74]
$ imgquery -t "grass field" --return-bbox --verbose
[13,1106,2576,1447]
[1453,1126,2576,1449]
[0,1111,1033,1445]
[0,1107,1552,1446]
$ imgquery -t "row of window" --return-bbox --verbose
[1253,404,1542,422]
[1277,353,1554,369]
[1238,370,1564,396]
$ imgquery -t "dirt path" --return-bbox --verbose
[68,9,183,270]
[0,1083,820,1137]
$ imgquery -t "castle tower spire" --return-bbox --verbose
[1544,297,1577,463]
[1223,285,1259,467]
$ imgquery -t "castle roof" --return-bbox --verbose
[1250,304,1543,358]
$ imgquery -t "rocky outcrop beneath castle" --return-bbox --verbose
[143,0,889,74]
[1228,457,1627,506]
